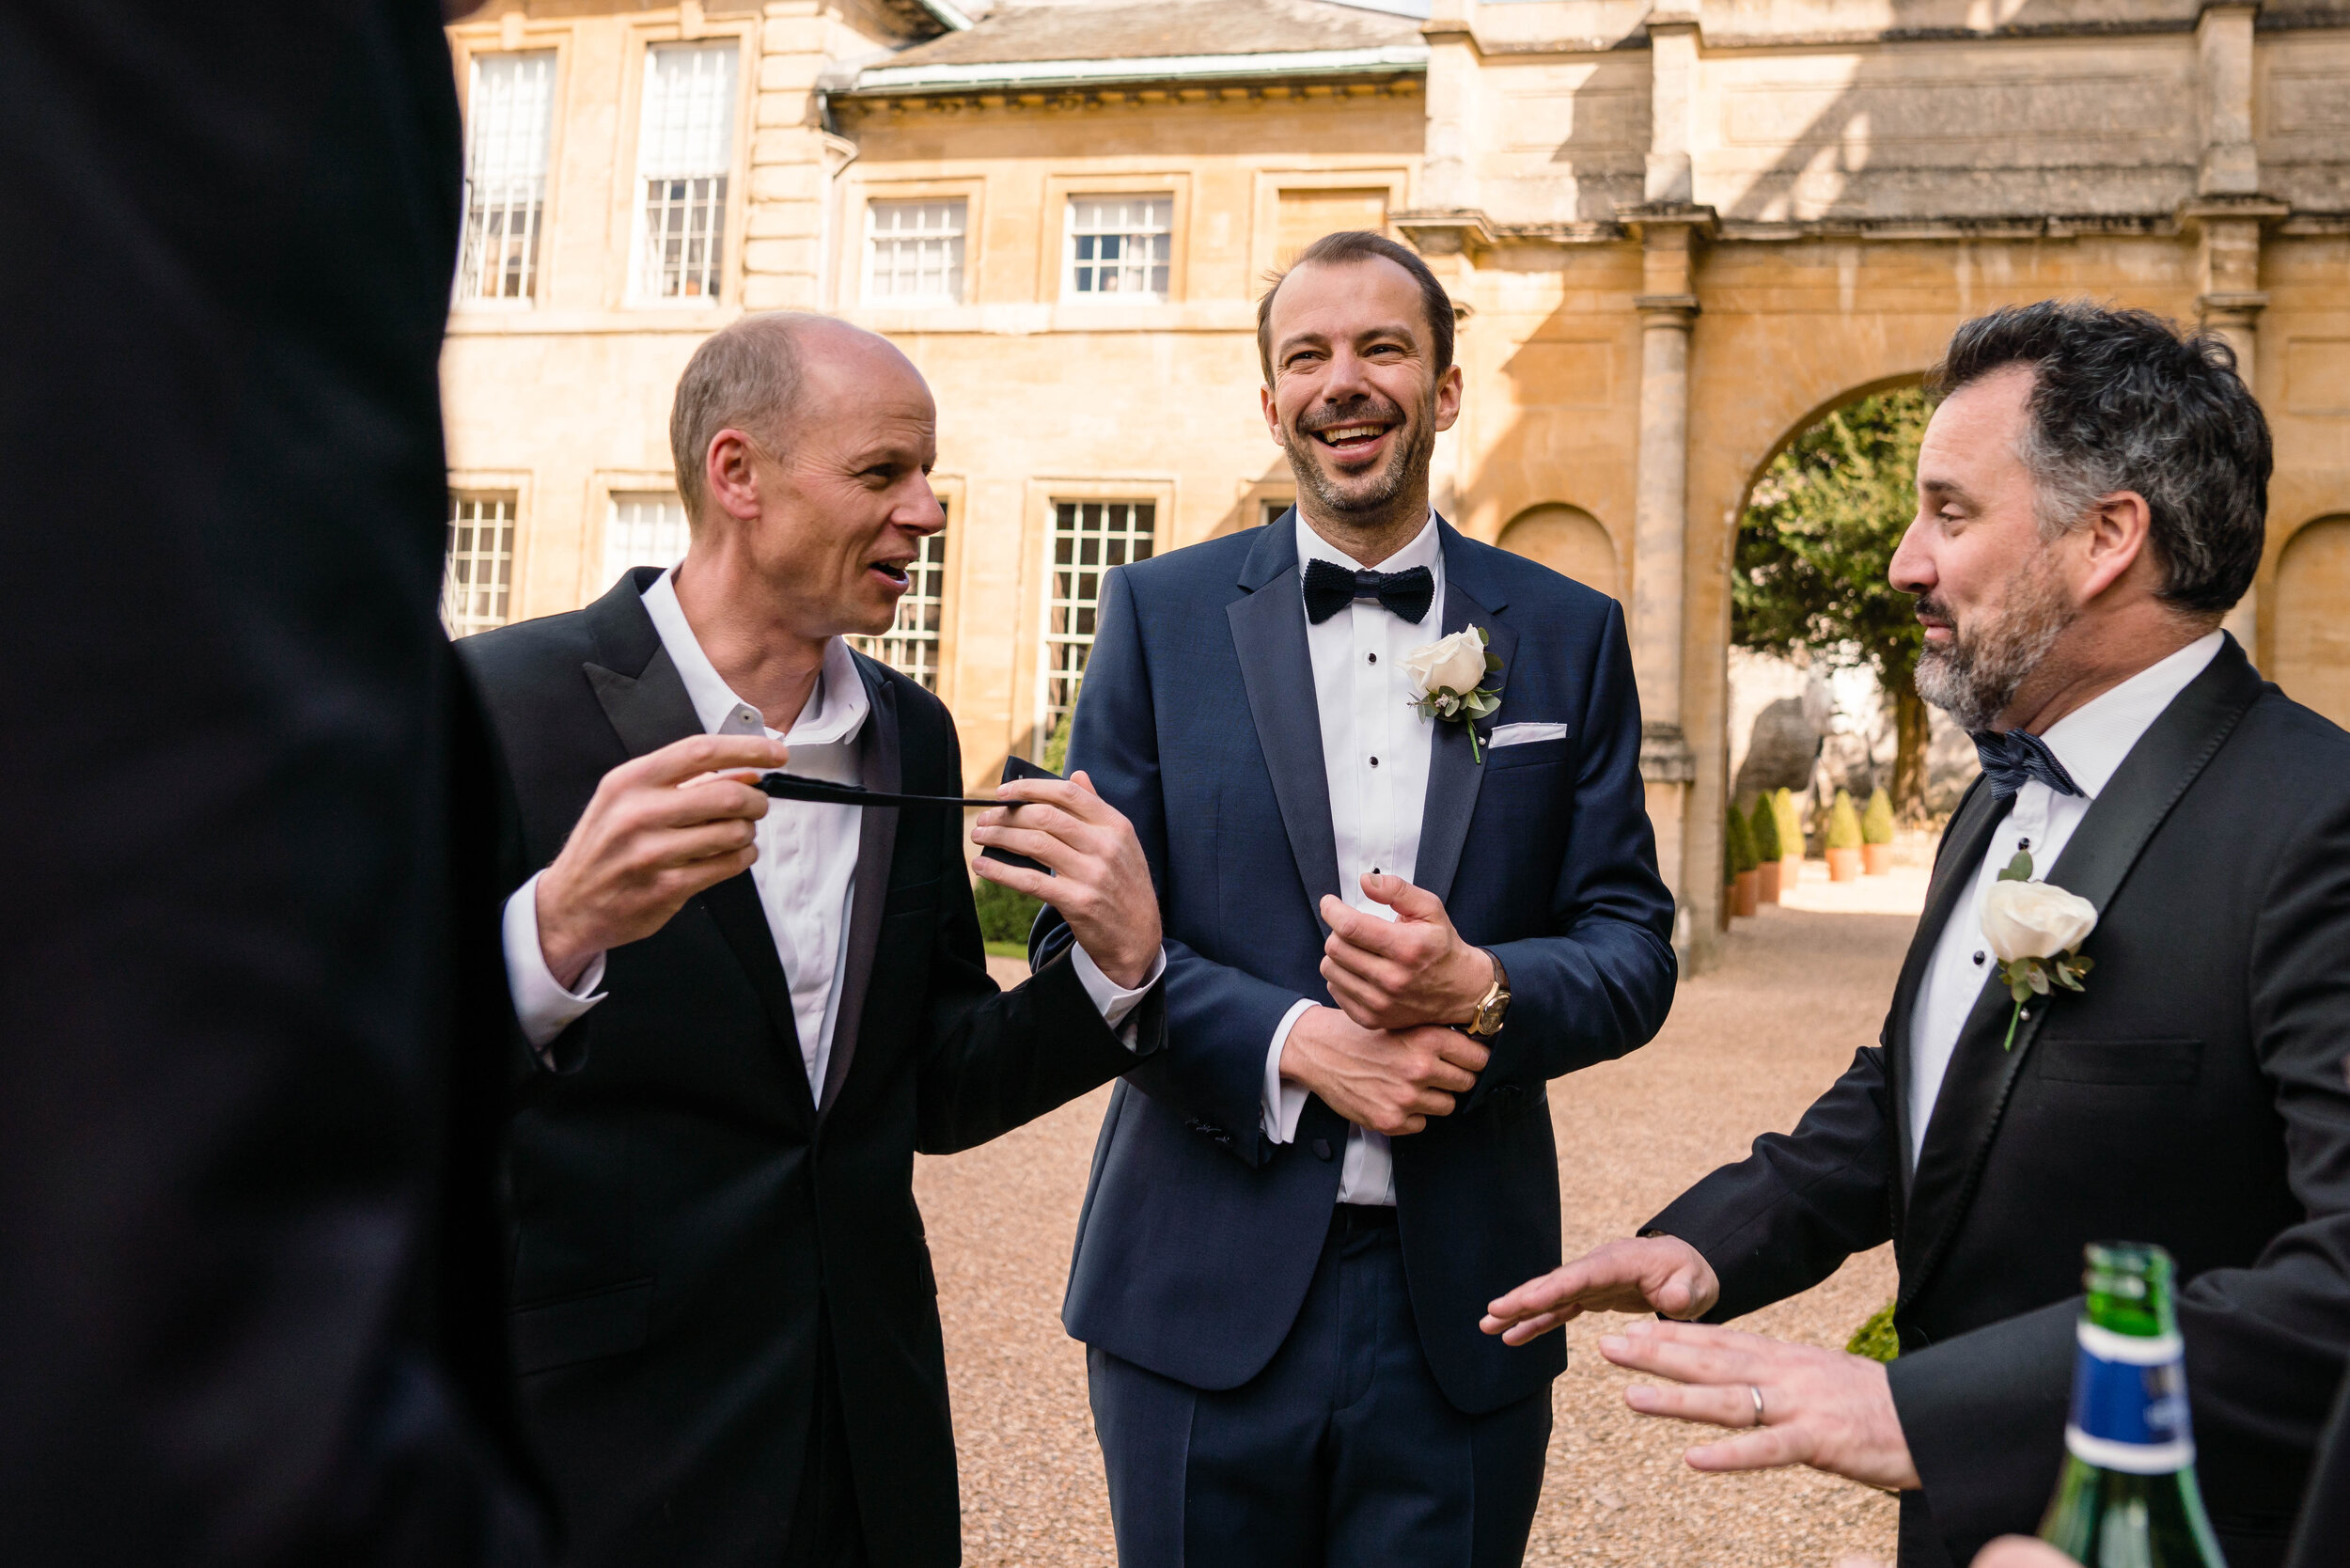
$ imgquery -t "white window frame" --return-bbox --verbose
[442,492,518,637]
[603,490,693,589]
[456,50,556,306]
[863,198,967,306]
[628,40,739,306]
[850,529,949,691]
[1063,195,1173,305]
[1037,499,1154,753]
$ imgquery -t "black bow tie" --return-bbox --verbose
[1971,728,2083,801]
[1302,557,1434,625]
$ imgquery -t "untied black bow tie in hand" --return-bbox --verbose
[1302,557,1434,625]
[1970,727,2083,800]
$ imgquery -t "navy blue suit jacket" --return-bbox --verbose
[1039,514,1677,1413]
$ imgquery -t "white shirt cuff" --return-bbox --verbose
[1072,942,1166,1048]
[1261,998,1317,1143]
[503,870,607,1056]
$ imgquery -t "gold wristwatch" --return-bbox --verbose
[1462,949,1511,1037]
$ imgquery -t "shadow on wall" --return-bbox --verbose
[1711,0,2209,227]
[1497,503,1621,600]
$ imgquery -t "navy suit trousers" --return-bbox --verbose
[1089,1208,1552,1568]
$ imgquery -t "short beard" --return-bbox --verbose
[1283,400,1434,527]
[1912,553,2077,732]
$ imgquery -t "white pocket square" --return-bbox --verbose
[1487,722,1569,747]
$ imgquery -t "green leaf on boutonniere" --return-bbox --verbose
[1998,850,2034,883]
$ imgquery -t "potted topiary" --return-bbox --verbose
[1749,794,1782,903]
[1774,787,1804,884]
[1727,805,1759,917]
[1861,786,1896,874]
[1825,789,1864,882]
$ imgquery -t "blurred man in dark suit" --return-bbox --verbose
[0,2,548,1562]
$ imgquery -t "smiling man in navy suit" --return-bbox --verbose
[1032,231,1679,1565]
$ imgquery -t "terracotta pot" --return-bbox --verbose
[1721,883,1736,928]
[1733,869,1760,917]
[1863,842,1893,876]
[1756,861,1781,904]
[1826,846,1862,883]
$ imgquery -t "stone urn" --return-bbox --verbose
[1756,860,1781,904]
[1733,869,1761,917]
[1863,843,1893,876]
[1826,846,1862,883]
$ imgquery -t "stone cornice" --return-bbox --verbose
[829,77,1422,114]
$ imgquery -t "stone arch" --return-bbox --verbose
[2273,514,2350,729]
[1497,503,1620,601]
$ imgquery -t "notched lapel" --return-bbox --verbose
[1897,639,2264,1304]
[1228,562,1344,927]
[1415,582,1515,907]
[821,663,901,1119]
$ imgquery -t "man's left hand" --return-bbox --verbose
[1598,1320,1920,1493]
[1319,874,1491,1030]
[972,771,1162,989]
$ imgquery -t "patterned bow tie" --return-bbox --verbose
[1971,727,2083,800]
[1302,557,1434,625]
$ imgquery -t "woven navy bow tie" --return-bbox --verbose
[1971,728,2083,800]
[1302,557,1434,625]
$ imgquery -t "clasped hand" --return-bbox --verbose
[1279,873,1495,1137]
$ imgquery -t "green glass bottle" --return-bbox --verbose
[2037,1242,2226,1567]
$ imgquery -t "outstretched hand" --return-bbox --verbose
[1480,1234,1721,1344]
[1598,1319,1920,1492]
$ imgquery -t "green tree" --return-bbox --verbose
[1735,386,1933,821]
[1825,789,1863,851]
[1773,788,1804,862]
[1747,794,1781,862]
[1862,787,1896,846]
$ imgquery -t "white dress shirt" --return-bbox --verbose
[1904,631,2224,1164]
[502,567,1157,1093]
[1261,511,1446,1206]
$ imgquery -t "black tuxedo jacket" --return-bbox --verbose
[1650,637,2350,1568]
[457,570,1164,1568]
[1,3,545,1561]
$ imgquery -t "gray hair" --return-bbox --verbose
[1926,301,2270,619]
[667,311,820,521]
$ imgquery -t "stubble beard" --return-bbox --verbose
[1283,400,1435,536]
[1912,550,2077,732]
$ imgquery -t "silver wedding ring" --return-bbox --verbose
[1748,1384,1766,1427]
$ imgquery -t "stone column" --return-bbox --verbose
[1621,210,1711,959]
[1418,0,1480,214]
[2187,2,2278,657]
[741,2,833,312]
[1643,14,1700,207]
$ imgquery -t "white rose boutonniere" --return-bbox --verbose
[1404,626,1504,761]
[1981,849,2098,1050]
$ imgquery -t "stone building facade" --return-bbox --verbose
[440,0,2350,965]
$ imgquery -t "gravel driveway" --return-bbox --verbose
[916,864,1925,1566]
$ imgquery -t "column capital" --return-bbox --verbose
[2199,290,2269,332]
[2177,196,2291,230]
[1393,209,1496,258]
[1640,722,1698,783]
[1634,292,1700,322]
[1615,202,1720,241]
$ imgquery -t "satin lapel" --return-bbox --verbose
[1885,777,2010,1199]
[1414,578,1515,907]
[1227,551,1343,927]
[820,663,900,1120]
[584,615,815,1134]
[1897,639,2264,1306]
